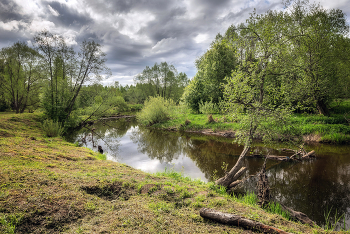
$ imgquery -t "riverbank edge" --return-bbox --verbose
[0,113,326,233]
[149,113,350,145]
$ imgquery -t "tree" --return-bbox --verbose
[0,42,43,113]
[182,37,236,112]
[216,9,294,188]
[282,1,350,115]
[34,30,110,124]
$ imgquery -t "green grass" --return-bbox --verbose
[150,103,350,144]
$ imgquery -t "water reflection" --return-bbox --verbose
[66,118,350,228]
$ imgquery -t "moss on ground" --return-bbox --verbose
[0,112,330,233]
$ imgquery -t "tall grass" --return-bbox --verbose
[199,99,220,114]
[323,207,346,231]
[265,202,291,220]
[41,119,64,137]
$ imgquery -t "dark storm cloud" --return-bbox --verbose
[84,0,172,14]
[43,1,93,28]
[0,0,24,22]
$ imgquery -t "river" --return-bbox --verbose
[65,117,350,229]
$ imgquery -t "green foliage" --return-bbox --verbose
[182,38,236,112]
[134,62,189,103]
[321,133,350,144]
[137,96,175,126]
[41,119,64,137]
[324,207,345,231]
[35,30,110,125]
[0,214,22,234]
[199,98,220,114]
[266,202,290,220]
[0,42,42,113]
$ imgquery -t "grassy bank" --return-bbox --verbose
[0,113,333,233]
[150,111,350,145]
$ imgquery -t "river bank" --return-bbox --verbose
[0,112,327,233]
[149,112,350,144]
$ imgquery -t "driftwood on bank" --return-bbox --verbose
[280,204,315,227]
[215,146,250,187]
[199,208,292,234]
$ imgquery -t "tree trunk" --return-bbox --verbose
[215,146,250,187]
[199,208,291,234]
[316,99,329,116]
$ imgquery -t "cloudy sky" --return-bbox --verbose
[1,0,349,86]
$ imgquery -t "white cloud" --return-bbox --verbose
[152,37,179,53]
[0,20,27,31]
[194,33,208,44]
[29,19,56,33]
[48,5,60,16]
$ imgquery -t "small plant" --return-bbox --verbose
[41,119,64,137]
[0,214,22,234]
[149,201,173,213]
[179,189,193,199]
[266,202,290,220]
[324,207,344,231]
[84,202,96,212]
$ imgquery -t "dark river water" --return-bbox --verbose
[65,117,350,229]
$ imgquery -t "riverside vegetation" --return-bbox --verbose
[0,112,331,233]
[138,97,350,145]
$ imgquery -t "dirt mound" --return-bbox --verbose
[81,181,135,201]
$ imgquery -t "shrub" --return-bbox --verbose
[199,98,220,114]
[42,119,64,137]
[137,96,175,126]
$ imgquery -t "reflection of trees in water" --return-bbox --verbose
[66,118,137,158]
[183,139,245,181]
[243,155,350,226]
[130,128,185,163]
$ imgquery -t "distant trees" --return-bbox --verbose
[134,62,189,103]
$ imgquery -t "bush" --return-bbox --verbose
[137,96,175,126]
[199,99,220,114]
[42,119,64,137]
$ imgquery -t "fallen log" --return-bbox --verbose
[230,167,247,183]
[301,150,316,159]
[267,155,291,161]
[228,180,242,189]
[199,208,292,234]
[280,204,315,227]
[215,146,250,187]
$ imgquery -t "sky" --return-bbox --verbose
[1,0,349,86]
